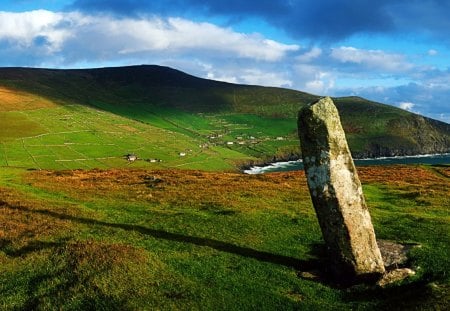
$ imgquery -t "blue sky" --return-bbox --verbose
[0,1,449,123]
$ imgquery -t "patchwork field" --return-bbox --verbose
[1,65,449,167]
[0,99,304,171]
[0,165,448,309]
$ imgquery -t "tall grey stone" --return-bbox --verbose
[298,97,385,281]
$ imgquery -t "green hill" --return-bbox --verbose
[0,65,449,170]
[0,66,449,309]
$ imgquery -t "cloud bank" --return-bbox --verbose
[0,1,449,123]
[70,0,450,42]
[0,10,298,66]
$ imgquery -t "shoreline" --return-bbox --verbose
[243,152,450,174]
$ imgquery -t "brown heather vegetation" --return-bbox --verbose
[0,86,56,111]
[25,165,449,207]
[25,169,312,213]
[358,165,450,185]
[358,166,450,207]
[0,187,72,248]
[4,165,448,249]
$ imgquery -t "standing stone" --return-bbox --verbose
[298,97,385,281]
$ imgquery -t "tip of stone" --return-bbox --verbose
[316,96,333,102]
[299,96,335,118]
[311,96,333,106]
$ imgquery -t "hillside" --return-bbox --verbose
[0,65,449,170]
[0,66,449,309]
[0,165,449,309]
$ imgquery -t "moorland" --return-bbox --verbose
[0,65,449,310]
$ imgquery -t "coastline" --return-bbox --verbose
[243,152,450,174]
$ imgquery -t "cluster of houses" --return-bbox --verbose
[146,158,163,163]
[178,148,193,157]
[124,154,162,163]
[124,133,287,162]
[220,135,286,147]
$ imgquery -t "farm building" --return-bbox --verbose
[125,154,137,162]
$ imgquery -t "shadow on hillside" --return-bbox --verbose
[0,66,236,113]
[2,203,324,274]
[2,202,444,308]
[0,238,64,257]
[342,274,446,310]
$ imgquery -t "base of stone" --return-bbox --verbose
[377,239,418,269]
[297,240,419,287]
[376,240,419,286]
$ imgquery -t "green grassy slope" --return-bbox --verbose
[0,166,448,309]
[0,65,448,170]
[0,103,254,171]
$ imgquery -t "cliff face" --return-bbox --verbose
[352,114,450,158]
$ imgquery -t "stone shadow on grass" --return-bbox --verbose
[2,201,441,309]
[2,202,323,275]
[2,202,431,294]
[0,238,64,257]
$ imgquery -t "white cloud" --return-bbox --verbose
[0,10,76,53]
[239,69,293,87]
[330,46,413,72]
[398,101,415,111]
[174,61,293,88]
[205,71,238,84]
[296,47,322,62]
[116,17,299,61]
[293,64,335,95]
[0,10,299,64]
[427,49,438,56]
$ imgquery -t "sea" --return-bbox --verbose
[243,153,450,174]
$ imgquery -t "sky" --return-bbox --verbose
[0,1,449,123]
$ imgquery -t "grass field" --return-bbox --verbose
[1,65,448,167]
[0,97,306,171]
[0,165,448,310]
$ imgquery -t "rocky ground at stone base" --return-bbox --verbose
[376,240,419,287]
[298,240,419,287]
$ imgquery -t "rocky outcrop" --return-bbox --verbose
[353,114,450,158]
[298,97,385,282]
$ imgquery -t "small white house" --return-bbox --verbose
[126,154,137,162]
[226,141,234,145]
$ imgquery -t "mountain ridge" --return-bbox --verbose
[0,65,449,170]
